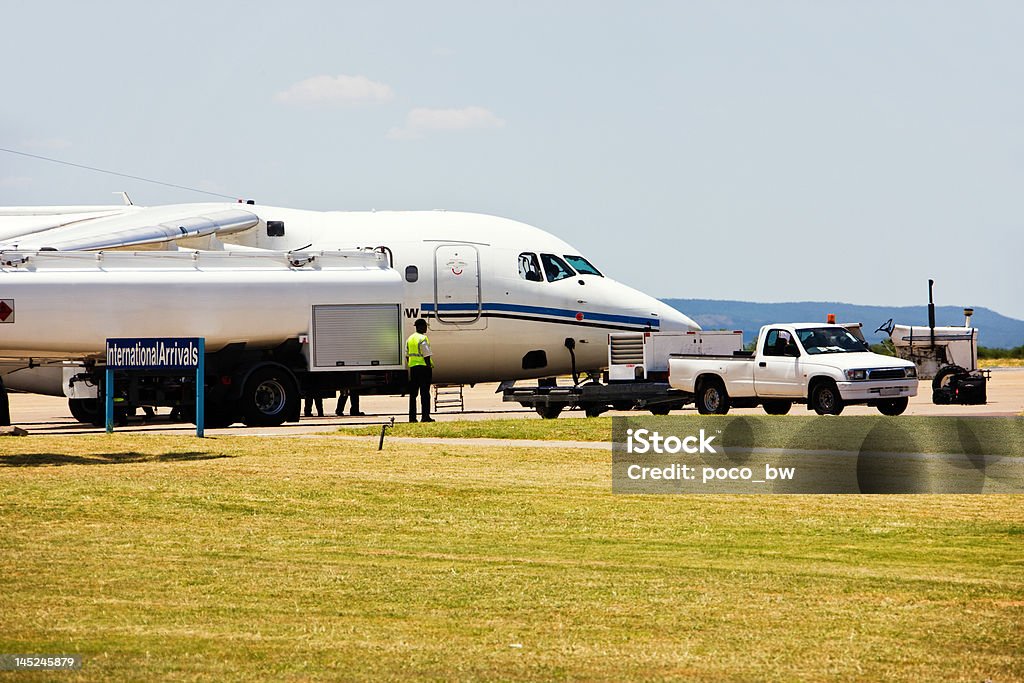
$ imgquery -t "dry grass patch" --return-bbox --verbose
[1,434,1022,681]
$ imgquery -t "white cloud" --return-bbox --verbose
[274,74,394,106]
[387,106,505,140]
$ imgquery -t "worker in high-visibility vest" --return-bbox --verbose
[406,318,434,422]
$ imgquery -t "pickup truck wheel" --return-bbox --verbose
[583,403,605,418]
[240,366,298,427]
[810,381,844,416]
[696,380,730,415]
[762,399,792,415]
[877,397,908,416]
[649,406,671,416]
[536,404,563,419]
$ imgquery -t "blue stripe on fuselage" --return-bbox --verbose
[420,302,658,328]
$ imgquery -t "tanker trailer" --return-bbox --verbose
[0,249,406,426]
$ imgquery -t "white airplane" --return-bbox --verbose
[0,201,698,422]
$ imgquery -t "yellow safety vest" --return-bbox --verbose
[406,332,430,367]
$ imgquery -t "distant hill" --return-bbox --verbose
[662,299,1024,349]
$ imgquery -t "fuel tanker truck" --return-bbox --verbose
[0,249,407,427]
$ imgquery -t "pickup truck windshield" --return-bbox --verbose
[797,327,868,354]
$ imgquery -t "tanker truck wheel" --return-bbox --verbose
[240,366,298,427]
[181,398,239,429]
[69,398,102,425]
[71,398,127,427]
[204,400,239,429]
[78,402,129,427]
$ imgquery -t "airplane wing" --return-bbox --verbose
[0,206,132,243]
[0,203,259,251]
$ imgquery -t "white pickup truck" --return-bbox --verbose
[669,323,919,416]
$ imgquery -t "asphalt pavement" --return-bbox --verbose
[2,368,1021,437]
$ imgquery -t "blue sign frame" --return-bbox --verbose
[104,337,206,437]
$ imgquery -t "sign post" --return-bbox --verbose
[195,338,205,438]
[105,365,114,434]
[104,337,205,437]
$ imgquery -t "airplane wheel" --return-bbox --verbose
[877,397,908,416]
[536,404,563,419]
[240,366,297,427]
[762,400,792,415]
[649,406,671,415]
[810,381,844,415]
[583,404,605,418]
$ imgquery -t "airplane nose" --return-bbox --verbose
[609,280,701,332]
[654,300,701,332]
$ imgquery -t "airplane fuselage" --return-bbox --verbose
[0,203,698,393]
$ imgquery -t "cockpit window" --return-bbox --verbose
[540,253,575,282]
[518,252,542,282]
[563,255,602,277]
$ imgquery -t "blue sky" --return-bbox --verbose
[2,1,1022,317]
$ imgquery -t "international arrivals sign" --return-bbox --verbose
[105,337,203,370]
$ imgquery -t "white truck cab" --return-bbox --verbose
[669,323,918,416]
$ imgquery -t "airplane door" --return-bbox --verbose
[433,244,487,329]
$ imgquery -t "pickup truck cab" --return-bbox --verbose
[668,323,918,416]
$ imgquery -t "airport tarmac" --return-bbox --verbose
[3,368,1022,437]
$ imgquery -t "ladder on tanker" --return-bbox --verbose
[433,384,464,413]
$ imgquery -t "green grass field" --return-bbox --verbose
[341,415,1024,456]
[1,433,1022,680]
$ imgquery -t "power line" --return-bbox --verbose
[0,146,240,200]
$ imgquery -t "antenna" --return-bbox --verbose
[0,146,240,200]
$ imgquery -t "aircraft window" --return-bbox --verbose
[405,265,418,283]
[563,255,602,276]
[540,253,576,282]
[518,252,542,282]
